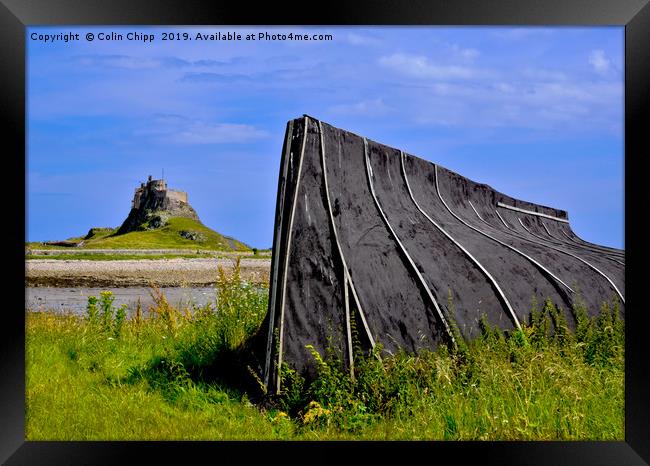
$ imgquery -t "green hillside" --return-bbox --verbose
[86,218,250,251]
[29,217,251,251]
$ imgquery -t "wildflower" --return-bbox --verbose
[272,411,290,424]
[302,401,331,425]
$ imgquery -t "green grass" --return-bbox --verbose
[26,242,76,250]
[26,275,624,441]
[273,298,624,440]
[27,218,251,251]
[26,313,274,440]
[25,228,116,249]
[84,218,250,251]
[26,253,209,261]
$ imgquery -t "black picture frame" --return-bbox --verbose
[2,0,647,464]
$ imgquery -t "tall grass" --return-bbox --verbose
[26,259,271,440]
[272,297,623,439]
[26,267,624,440]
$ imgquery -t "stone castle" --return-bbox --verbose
[131,175,189,210]
[117,175,199,234]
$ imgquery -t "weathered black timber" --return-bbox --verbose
[250,116,625,394]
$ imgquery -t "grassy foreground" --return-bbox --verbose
[26,268,624,440]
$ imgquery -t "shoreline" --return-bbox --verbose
[25,257,271,288]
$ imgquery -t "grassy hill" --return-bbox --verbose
[28,217,251,251]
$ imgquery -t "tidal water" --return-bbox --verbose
[25,286,219,317]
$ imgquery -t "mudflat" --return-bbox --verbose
[26,257,271,287]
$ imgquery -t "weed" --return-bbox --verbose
[270,296,624,439]
[85,291,128,338]
[86,296,98,325]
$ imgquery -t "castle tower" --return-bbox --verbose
[117,175,197,234]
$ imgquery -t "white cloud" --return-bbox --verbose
[72,54,185,70]
[328,98,391,116]
[448,43,479,60]
[170,123,268,144]
[71,54,242,70]
[378,53,485,80]
[346,32,381,46]
[520,67,567,82]
[401,77,622,133]
[141,115,269,144]
[589,49,611,74]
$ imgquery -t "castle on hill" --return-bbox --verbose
[131,175,189,210]
[117,175,199,234]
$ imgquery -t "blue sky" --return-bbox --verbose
[27,26,624,249]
